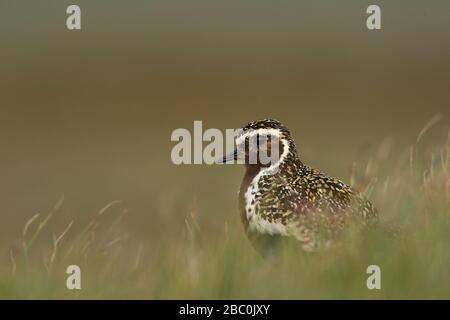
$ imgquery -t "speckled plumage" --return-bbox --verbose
[225,119,377,254]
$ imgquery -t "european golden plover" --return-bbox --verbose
[218,119,377,255]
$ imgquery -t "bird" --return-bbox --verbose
[217,119,377,255]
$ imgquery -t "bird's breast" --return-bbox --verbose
[240,175,289,237]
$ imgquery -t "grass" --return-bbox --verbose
[0,117,449,299]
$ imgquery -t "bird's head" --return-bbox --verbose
[217,119,299,172]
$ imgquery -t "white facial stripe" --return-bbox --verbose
[262,138,289,175]
[235,128,283,145]
[236,128,289,174]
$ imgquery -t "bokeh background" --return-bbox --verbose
[0,0,449,298]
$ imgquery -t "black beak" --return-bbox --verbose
[216,149,238,164]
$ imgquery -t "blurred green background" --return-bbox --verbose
[0,1,449,298]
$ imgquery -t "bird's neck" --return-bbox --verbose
[241,140,303,190]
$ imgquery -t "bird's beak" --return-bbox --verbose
[216,149,238,164]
